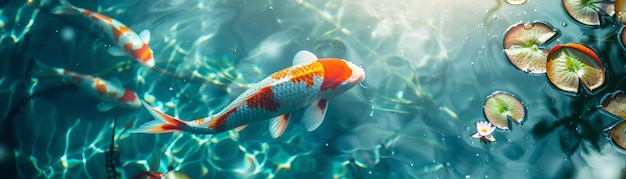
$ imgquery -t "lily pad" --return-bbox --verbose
[483,91,526,130]
[562,0,615,26]
[600,91,626,119]
[503,22,557,74]
[617,0,626,24]
[546,43,605,93]
[606,121,626,151]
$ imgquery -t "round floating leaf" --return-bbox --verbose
[546,43,605,93]
[562,0,615,26]
[483,91,526,130]
[617,0,626,24]
[600,91,626,119]
[606,121,626,151]
[503,22,557,74]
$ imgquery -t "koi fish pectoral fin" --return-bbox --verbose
[302,99,328,132]
[107,46,127,57]
[269,113,291,138]
[139,30,151,44]
[235,124,248,131]
[129,101,187,133]
[292,50,318,65]
[97,102,115,112]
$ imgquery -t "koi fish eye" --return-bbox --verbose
[339,81,349,89]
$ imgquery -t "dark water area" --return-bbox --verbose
[1,0,626,178]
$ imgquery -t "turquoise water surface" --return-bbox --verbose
[1,0,626,178]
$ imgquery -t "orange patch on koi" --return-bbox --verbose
[271,68,291,80]
[131,44,153,63]
[209,109,236,130]
[246,86,280,112]
[94,79,108,96]
[118,89,137,102]
[319,59,352,91]
[90,12,113,23]
[111,26,131,42]
[289,62,324,87]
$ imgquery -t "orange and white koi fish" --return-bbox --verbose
[52,0,155,68]
[35,60,142,111]
[130,50,365,138]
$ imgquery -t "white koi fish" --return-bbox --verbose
[131,51,366,138]
[35,60,142,111]
[52,0,156,68]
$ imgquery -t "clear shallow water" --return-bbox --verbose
[1,0,626,178]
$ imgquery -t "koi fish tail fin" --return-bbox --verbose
[129,101,187,134]
[33,60,61,78]
[52,0,80,15]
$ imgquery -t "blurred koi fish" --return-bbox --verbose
[52,0,155,68]
[35,60,141,111]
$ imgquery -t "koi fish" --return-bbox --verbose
[35,60,142,111]
[131,50,366,138]
[52,0,155,68]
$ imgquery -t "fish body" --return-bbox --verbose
[131,51,365,138]
[52,0,155,68]
[35,60,142,111]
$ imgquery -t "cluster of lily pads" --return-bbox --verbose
[472,0,626,147]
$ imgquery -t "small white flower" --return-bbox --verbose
[472,121,496,142]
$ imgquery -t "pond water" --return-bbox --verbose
[1,0,626,178]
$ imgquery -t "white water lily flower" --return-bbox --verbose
[472,121,496,142]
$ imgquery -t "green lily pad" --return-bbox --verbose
[546,43,605,93]
[483,91,526,130]
[562,0,615,26]
[503,22,557,74]
[617,0,626,24]
[606,121,626,151]
[600,91,626,119]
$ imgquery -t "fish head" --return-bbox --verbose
[318,58,365,98]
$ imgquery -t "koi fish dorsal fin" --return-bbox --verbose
[52,0,80,15]
[292,50,318,65]
[269,113,290,138]
[139,30,151,44]
[302,99,328,131]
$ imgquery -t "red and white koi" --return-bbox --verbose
[52,0,155,68]
[130,51,366,138]
[35,60,142,111]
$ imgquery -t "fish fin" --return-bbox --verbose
[269,113,290,138]
[51,0,80,15]
[139,30,151,44]
[302,99,327,131]
[292,50,318,65]
[33,60,61,78]
[107,46,126,56]
[148,148,161,172]
[97,103,115,112]
[235,124,248,131]
[129,101,187,133]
